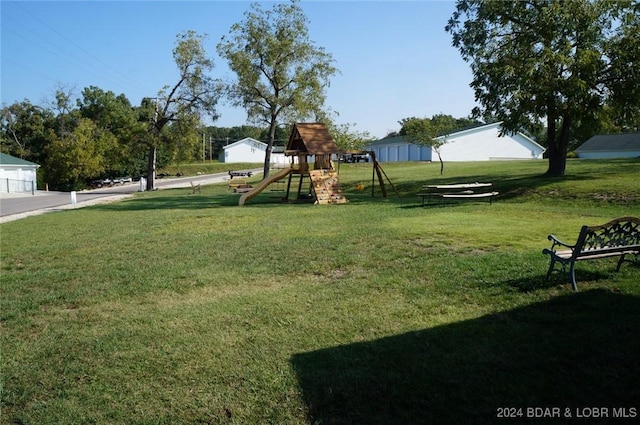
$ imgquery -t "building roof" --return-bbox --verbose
[287,123,339,155]
[575,133,640,152]
[0,152,39,167]
[222,137,266,150]
[366,122,543,149]
[431,121,541,146]
[366,135,409,147]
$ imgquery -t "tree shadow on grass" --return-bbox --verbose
[291,290,640,425]
[89,193,242,212]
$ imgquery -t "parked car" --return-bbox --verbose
[90,179,112,188]
[339,153,370,163]
[112,177,132,185]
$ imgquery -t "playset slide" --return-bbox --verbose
[238,167,294,206]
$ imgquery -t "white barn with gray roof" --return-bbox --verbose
[365,122,545,162]
[574,133,640,159]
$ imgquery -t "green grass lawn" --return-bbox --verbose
[2,158,639,424]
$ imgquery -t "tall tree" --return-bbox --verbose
[446,0,640,176]
[142,31,220,190]
[217,0,338,178]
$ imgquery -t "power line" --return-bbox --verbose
[1,56,59,87]
[3,2,155,100]
[12,1,155,94]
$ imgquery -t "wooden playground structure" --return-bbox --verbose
[238,123,397,206]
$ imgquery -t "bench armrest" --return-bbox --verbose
[547,234,575,251]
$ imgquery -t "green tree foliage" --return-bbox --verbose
[51,86,78,138]
[329,122,373,152]
[1,101,54,162]
[142,30,220,190]
[313,107,373,152]
[227,125,263,142]
[77,86,145,177]
[45,118,117,190]
[77,87,136,136]
[446,0,640,176]
[604,6,640,131]
[399,114,477,175]
[164,113,202,168]
[217,0,338,177]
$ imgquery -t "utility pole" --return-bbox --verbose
[209,136,213,161]
[144,97,160,192]
[202,133,205,162]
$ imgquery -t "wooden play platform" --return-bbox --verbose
[239,123,347,206]
[310,169,347,204]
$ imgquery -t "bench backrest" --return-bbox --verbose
[576,216,640,253]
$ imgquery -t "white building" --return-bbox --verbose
[221,137,291,169]
[0,152,40,194]
[575,133,640,159]
[222,138,267,163]
[365,122,545,162]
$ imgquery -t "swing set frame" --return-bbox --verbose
[338,150,399,198]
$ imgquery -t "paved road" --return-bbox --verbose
[0,170,261,223]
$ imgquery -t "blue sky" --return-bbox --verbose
[1,0,478,139]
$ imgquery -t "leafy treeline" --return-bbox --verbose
[0,92,279,191]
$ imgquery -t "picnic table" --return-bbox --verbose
[424,183,493,190]
[418,182,498,206]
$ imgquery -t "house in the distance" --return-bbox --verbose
[0,152,40,194]
[220,137,290,169]
[221,137,267,163]
[365,122,545,162]
[574,133,640,159]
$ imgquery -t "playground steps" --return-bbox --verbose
[309,169,347,204]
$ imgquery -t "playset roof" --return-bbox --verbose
[286,123,339,155]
